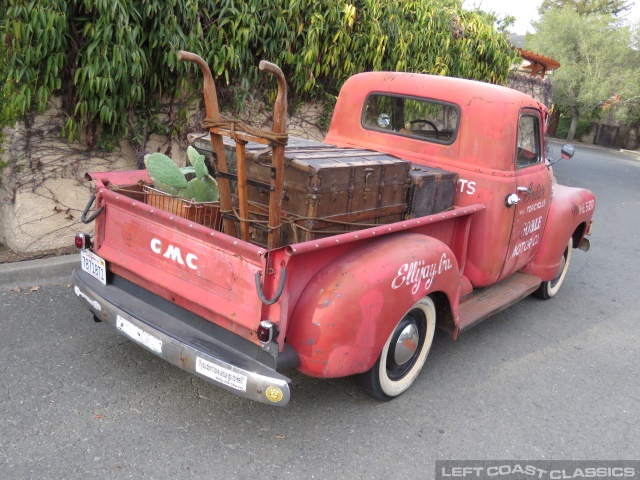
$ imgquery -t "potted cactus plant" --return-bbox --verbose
[143,146,220,227]
[144,146,219,203]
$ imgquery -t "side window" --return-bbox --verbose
[516,114,542,168]
[362,93,459,145]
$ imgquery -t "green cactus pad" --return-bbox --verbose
[145,152,188,189]
[152,179,180,196]
[182,178,218,203]
[203,176,219,202]
[193,156,208,180]
[187,146,201,166]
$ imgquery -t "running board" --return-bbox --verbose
[457,273,541,334]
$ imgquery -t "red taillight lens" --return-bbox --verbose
[257,320,277,344]
[75,233,91,250]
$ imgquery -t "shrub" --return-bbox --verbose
[0,4,10,130]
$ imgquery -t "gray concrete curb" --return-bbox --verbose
[0,254,80,292]
[620,149,640,160]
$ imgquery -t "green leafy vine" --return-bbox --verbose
[1,0,517,147]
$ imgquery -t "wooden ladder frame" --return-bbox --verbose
[178,51,288,250]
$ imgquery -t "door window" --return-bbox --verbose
[516,114,542,168]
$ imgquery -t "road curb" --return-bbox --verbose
[620,149,640,160]
[0,254,80,292]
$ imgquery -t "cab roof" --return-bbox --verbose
[325,72,546,172]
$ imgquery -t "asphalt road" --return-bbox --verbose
[1,143,639,480]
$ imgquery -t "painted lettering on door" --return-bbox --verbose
[520,216,543,239]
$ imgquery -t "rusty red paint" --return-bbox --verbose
[287,233,460,377]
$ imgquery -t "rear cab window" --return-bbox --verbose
[362,93,459,145]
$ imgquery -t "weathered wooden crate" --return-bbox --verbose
[405,165,459,219]
[191,134,411,245]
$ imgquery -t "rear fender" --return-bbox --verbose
[287,233,460,378]
[522,184,595,281]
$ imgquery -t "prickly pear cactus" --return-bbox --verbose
[144,153,188,189]
[182,178,218,202]
[188,146,208,180]
[144,149,218,203]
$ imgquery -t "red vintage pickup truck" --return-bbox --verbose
[73,53,595,406]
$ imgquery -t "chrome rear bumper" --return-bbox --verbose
[72,269,293,406]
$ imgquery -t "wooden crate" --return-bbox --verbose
[192,134,411,245]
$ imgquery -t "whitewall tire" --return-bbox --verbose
[358,297,436,401]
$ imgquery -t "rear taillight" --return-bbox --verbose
[75,232,92,250]
[257,320,278,344]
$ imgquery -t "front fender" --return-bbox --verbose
[522,184,595,281]
[287,233,460,378]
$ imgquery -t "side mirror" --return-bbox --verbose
[561,144,575,159]
[548,143,574,169]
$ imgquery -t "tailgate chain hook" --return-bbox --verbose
[255,268,287,305]
[80,194,105,224]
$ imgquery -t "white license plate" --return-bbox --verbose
[196,357,248,392]
[116,315,163,355]
[81,249,106,285]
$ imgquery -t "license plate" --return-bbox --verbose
[81,249,106,285]
[116,315,163,355]
[196,357,248,392]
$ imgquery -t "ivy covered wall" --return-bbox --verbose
[2,0,517,146]
[0,0,518,253]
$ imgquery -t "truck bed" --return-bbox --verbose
[77,166,481,405]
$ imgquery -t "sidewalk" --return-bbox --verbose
[0,254,79,292]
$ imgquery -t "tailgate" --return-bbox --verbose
[95,186,267,342]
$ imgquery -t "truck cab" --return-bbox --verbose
[325,72,593,291]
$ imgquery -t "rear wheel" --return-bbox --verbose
[358,297,436,401]
[535,237,573,300]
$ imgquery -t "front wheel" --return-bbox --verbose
[534,237,573,300]
[358,297,436,401]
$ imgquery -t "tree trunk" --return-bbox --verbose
[547,108,560,138]
[567,107,579,142]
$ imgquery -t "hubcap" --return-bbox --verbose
[394,323,419,365]
[386,311,426,381]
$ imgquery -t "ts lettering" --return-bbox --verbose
[458,179,476,195]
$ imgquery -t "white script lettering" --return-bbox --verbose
[391,253,453,294]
